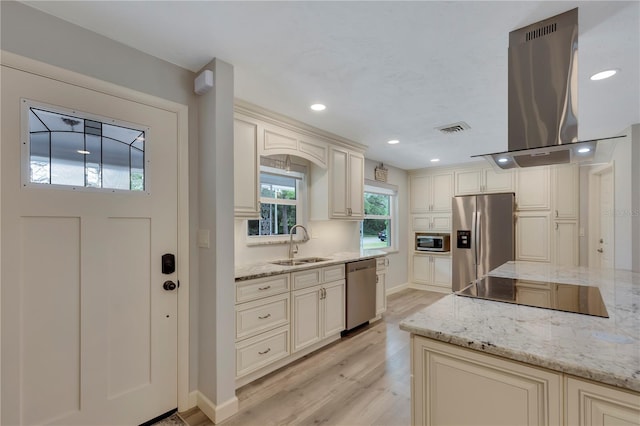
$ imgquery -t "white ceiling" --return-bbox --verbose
[24,1,640,170]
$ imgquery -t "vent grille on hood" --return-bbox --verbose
[525,22,557,41]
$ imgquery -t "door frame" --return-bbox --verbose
[588,163,615,268]
[0,51,192,412]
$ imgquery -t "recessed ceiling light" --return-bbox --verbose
[387,139,400,145]
[498,158,509,163]
[77,150,91,155]
[310,103,326,111]
[590,69,618,81]
[578,147,591,153]
[430,158,440,163]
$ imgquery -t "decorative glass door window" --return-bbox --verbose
[24,100,147,191]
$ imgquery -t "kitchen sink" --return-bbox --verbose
[270,257,330,266]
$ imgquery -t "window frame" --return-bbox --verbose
[361,182,398,252]
[246,165,308,244]
[21,98,151,194]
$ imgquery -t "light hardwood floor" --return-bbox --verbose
[181,288,445,426]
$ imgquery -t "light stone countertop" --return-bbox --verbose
[399,261,640,392]
[235,249,387,281]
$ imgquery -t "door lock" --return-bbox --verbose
[163,280,178,291]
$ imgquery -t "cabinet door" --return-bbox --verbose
[430,214,452,232]
[330,147,349,218]
[454,169,483,195]
[566,377,640,426]
[412,336,562,426]
[234,117,260,217]
[553,221,579,266]
[322,280,345,337]
[516,212,551,262]
[552,164,579,219]
[412,216,431,231]
[412,254,432,284]
[516,167,551,210]
[431,173,453,212]
[410,175,432,214]
[376,273,386,315]
[348,152,365,218]
[483,168,514,193]
[432,256,452,289]
[291,287,321,353]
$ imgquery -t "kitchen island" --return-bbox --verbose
[400,261,640,426]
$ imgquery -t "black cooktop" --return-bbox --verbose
[456,275,609,318]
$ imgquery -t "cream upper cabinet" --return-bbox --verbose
[516,166,551,210]
[412,214,452,232]
[328,147,364,219]
[455,167,514,195]
[410,172,453,214]
[552,164,579,220]
[234,116,260,217]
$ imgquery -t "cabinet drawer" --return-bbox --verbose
[292,268,322,290]
[236,325,290,378]
[376,257,387,271]
[236,274,290,304]
[322,264,345,282]
[235,293,290,341]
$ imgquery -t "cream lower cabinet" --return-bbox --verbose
[412,254,452,292]
[412,336,562,426]
[412,336,640,426]
[376,257,388,315]
[566,377,640,426]
[292,279,345,353]
[235,275,291,378]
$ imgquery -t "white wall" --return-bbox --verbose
[364,160,409,291]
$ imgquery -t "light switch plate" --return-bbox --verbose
[198,229,210,248]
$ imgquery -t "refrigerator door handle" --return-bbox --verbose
[471,212,478,268]
[476,211,481,271]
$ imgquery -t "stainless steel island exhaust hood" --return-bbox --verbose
[473,8,624,170]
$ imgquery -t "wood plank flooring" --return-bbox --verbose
[180,288,445,426]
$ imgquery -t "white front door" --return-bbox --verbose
[2,65,179,425]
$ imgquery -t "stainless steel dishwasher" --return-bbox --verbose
[345,258,377,330]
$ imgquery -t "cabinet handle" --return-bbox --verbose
[321,288,326,299]
[258,313,271,319]
[386,258,389,267]
[258,348,271,355]
[597,248,603,253]
[258,285,271,291]
[555,210,559,218]
[376,275,379,283]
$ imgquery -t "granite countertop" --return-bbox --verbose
[399,261,640,392]
[235,249,387,281]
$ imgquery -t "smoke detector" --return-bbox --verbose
[436,121,471,134]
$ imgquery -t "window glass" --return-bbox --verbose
[26,104,146,191]
[361,186,396,250]
[248,169,304,237]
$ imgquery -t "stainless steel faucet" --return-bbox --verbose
[288,224,309,259]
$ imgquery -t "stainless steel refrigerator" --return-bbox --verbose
[452,193,515,291]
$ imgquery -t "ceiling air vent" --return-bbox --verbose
[436,121,470,134]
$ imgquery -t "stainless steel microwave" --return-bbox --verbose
[416,233,451,252]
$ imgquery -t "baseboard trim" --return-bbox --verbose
[196,392,239,424]
[187,391,198,410]
[386,282,410,295]
[408,282,452,294]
